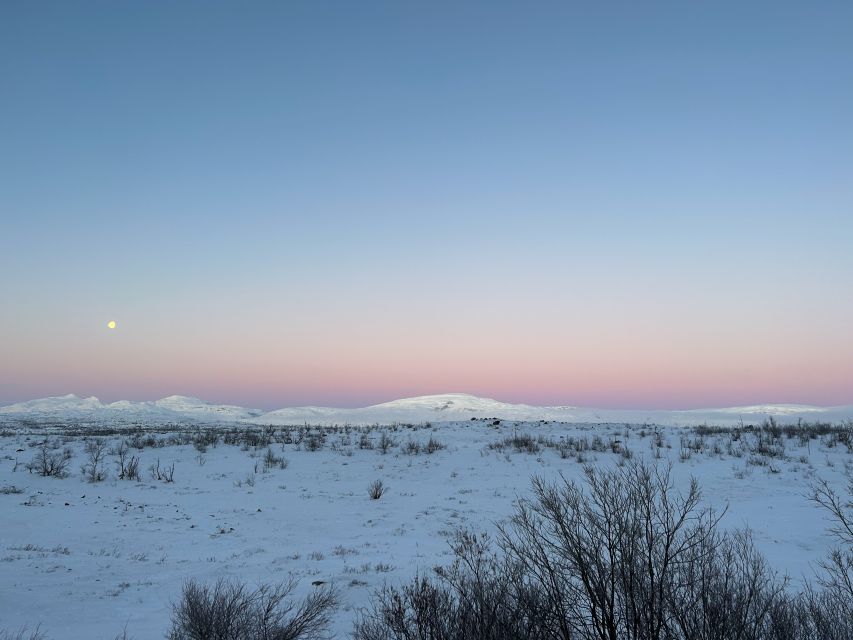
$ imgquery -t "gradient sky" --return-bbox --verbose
[2,1,852,410]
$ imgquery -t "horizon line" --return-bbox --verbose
[1,390,850,414]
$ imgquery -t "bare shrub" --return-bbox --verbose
[25,442,72,478]
[425,436,446,454]
[115,441,140,481]
[355,460,848,640]
[168,577,337,640]
[403,440,421,455]
[500,461,726,640]
[667,528,792,638]
[367,480,385,500]
[125,455,140,480]
[81,438,108,482]
[377,432,395,454]
[305,434,323,452]
[796,582,853,639]
[130,433,159,450]
[355,530,550,640]
[113,626,133,640]
[263,447,287,470]
[489,432,540,454]
[0,627,47,640]
[150,458,176,483]
[810,475,853,625]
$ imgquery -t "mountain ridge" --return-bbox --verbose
[1,392,851,427]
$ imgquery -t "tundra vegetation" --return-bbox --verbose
[0,418,851,638]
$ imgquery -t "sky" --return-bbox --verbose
[1,1,852,410]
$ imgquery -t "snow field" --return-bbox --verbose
[0,420,850,638]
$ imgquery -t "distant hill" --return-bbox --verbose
[2,392,851,427]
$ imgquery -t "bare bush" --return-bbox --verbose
[500,461,727,640]
[168,577,337,640]
[0,627,46,640]
[425,436,446,454]
[489,432,540,454]
[305,433,324,452]
[356,530,551,640]
[667,528,792,639]
[367,480,385,500]
[115,441,141,481]
[112,626,133,640]
[810,475,853,625]
[811,476,853,546]
[125,456,141,480]
[355,460,849,640]
[263,447,287,471]
[403,440,421,455]
[25,442,72,478]
[81,438,108,482]
[377,432,395,454]
[150,458,176,483]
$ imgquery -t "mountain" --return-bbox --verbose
[246,393,853,427]
[0,393,105,414]
[152,396,263,420]
[251,393,542,425]
[0,394,262,422]
[1,392,851,427]
[691,404,832,416]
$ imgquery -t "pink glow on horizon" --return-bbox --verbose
[5,346,852,410]
[2,286,852,410]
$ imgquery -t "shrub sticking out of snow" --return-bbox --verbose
[368,480,385,500]
[168,577,338,640]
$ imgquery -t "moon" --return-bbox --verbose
[107,320,117,329]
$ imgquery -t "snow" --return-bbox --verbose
[694,404,834,415]
[3,392,851,426]
[152,396,264,420]
[0,394,264,423]
[0,418,851,639]
[249,393,853,427]
[0,394,105,414]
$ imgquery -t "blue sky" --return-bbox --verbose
[1,1,852,409]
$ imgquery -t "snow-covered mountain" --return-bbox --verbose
[0,394,262,422]
[252,393,576,425]
[694,403,832,416]
[1,392,851,426]
[249,393,853,427]
[0,394,105,415]
[152,395,263,420]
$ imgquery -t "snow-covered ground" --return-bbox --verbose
[0,419,851,639]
